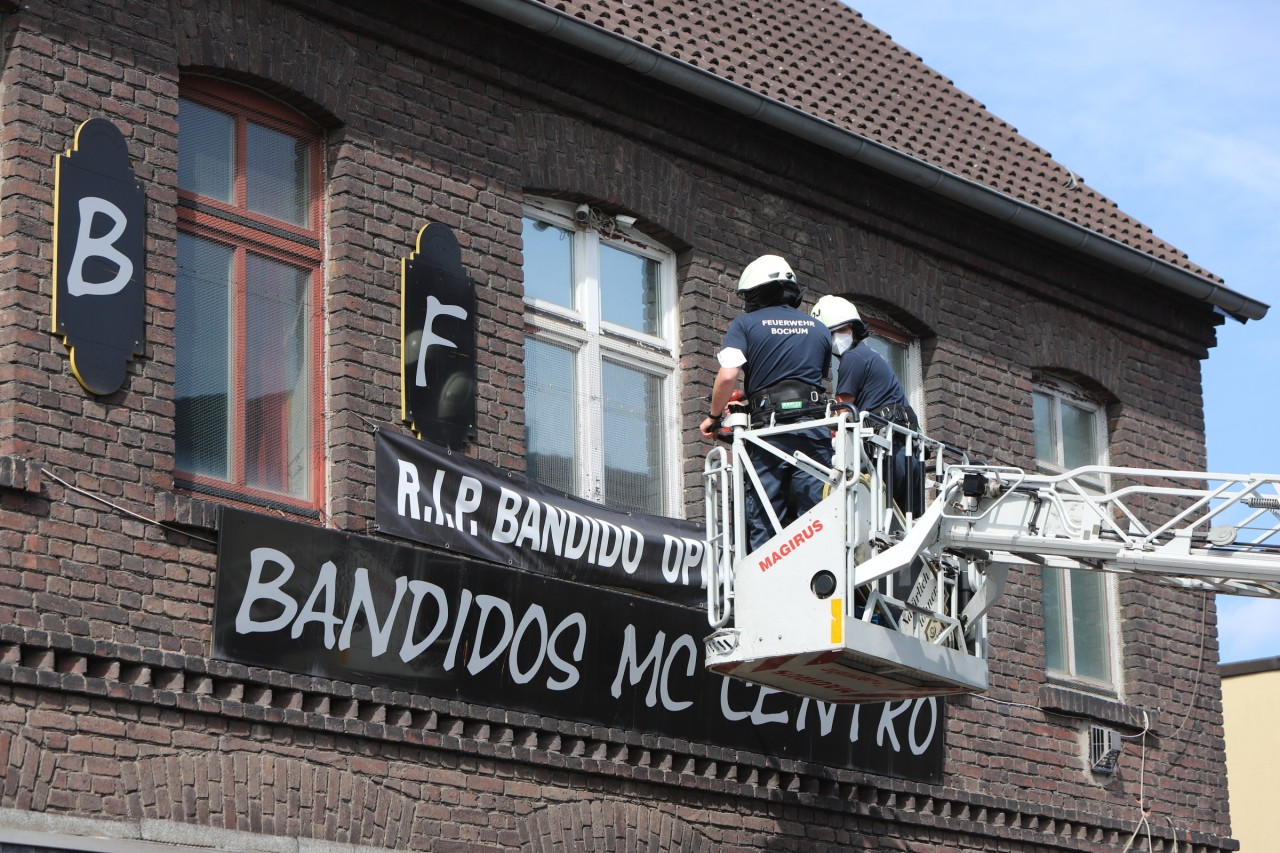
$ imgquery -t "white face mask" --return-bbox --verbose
[833,330,854,356]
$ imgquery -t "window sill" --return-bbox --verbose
[1039,683,1146,731]
[156,490,224,532]
[157,488,322,532]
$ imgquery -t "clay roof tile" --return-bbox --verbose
[532,0,1212,279]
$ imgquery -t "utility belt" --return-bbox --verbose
[749,380,829,426]
[867,404,920,450]
[870,403,913,429]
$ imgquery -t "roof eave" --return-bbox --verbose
[461,0,1267,324]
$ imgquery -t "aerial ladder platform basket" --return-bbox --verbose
[703,408,1280,704]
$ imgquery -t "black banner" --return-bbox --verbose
[375,427,709,608]
[214,508,945,782]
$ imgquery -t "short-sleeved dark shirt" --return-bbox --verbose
[835,343,909,413]
[722,305,831,396]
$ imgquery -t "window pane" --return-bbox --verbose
[1032,392,1057,465]
[178,99,234,203]
[244,253,312,497]
[1061,400,1099,469]
[522,218,574,309]
[600,243,660,336]
[175,234,234,479]
[1042,566,1068,673]
[603,361,665,515]
[525,338,578,494]
[866,336,908,386]
[246,121,310,226]
[1069,569,1111,680]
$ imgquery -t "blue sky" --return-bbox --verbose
[847,1,1280,663]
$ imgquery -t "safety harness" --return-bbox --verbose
[749,379,829,427]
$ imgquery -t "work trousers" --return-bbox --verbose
[887,440,925,519]
[742,426,833,552]
[870,404,924,520]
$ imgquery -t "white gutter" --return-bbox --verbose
[460,0,1267,323]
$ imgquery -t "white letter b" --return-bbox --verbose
[68,196,133,297]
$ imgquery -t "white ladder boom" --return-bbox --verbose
[934,466,1280,599]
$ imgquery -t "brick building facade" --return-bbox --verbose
[0,0,1254,850]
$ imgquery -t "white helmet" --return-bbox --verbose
[811,295,861,330]
[737,255,796,292]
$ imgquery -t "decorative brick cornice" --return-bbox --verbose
[0,625,1236,853]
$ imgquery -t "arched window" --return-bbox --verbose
[520,199,680,516]
[1033,375,1120,690]
[175,78,325,511]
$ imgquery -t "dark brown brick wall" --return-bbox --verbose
[0,0,1235,850]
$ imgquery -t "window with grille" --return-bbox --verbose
[521,200,680,516]
[175,78,324,510]
[1033,377,1120,689]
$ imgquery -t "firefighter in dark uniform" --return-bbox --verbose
[700,255,832,551]
[811,295,923,518]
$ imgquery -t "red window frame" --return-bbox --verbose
[176,77,325,512]
[865,316,913,346]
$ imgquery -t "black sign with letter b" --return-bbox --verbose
[52,118,146,396]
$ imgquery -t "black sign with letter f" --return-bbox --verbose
[401,223,477,449]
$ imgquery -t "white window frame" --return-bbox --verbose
[1033,377,1123,694]
[521,198,681,515]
